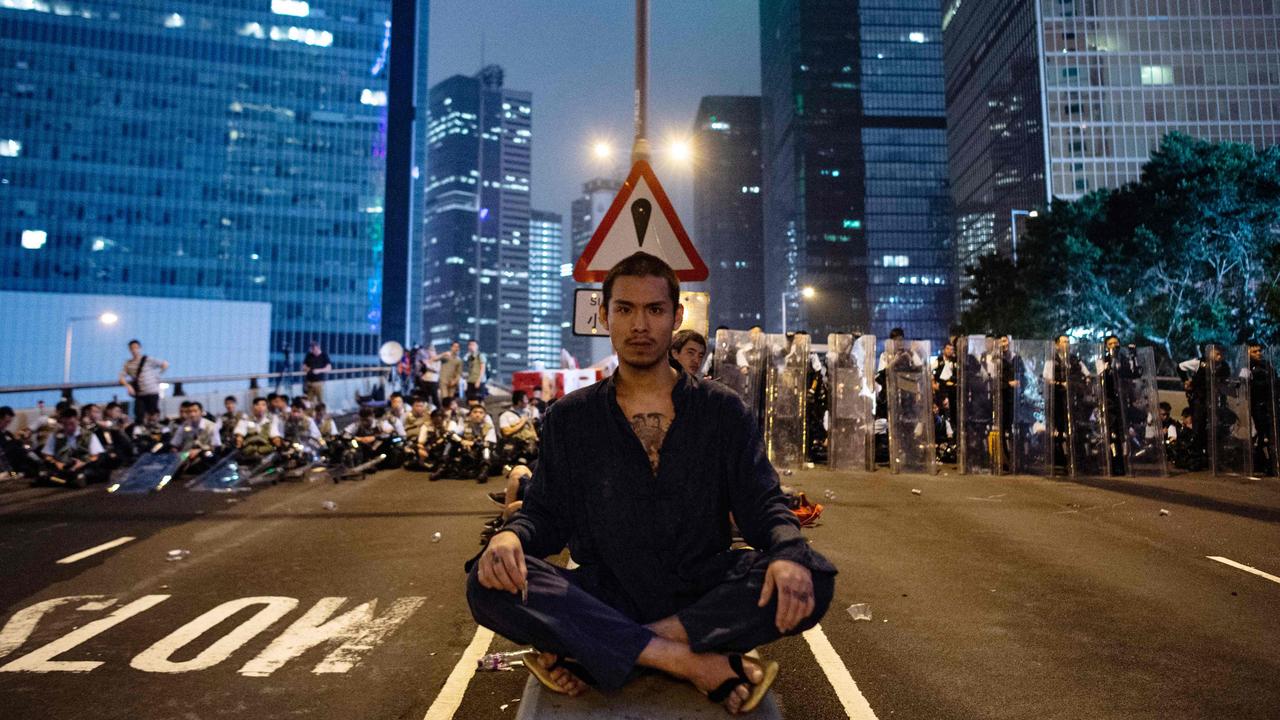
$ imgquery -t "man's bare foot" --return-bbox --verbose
[689,653,765,715]
[532,652,589,696]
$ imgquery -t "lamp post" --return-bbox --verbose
[780,286,815,333]
[64,312,119,384]
[1009,209,1039,266]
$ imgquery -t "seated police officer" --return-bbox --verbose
[1,406,41,478]
[413,409,453,473]
[433,403,496,482]
[171,400,223,472]
[234,397,275,460]
[497,391,540,466]
[41,407,108,488]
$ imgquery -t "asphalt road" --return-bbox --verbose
[1,464,1278,720]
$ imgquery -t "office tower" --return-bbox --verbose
[422,65,532,381]
[562,177,621,366]
[0,1,420,368]
[944,0,1280,311]
[528,210,562,368]
[692,96,765,331]
[760,0,952,342]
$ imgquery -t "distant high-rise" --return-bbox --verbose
[943,0,1280,311]
[760,0,951,342]
[693,96,764,331]
[528,210,562,368]
[423,65,532,381]
[562,177,620,366]
[0,0,420,368]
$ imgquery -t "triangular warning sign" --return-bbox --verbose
[573,160,708,282]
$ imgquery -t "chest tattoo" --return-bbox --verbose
[629,412,670,474]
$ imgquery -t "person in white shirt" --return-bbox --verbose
[498,391,540,465]
[40,407,107,488]
[416,344,443,408]
[341,406,402,473]
[271,398,325,448]
[171,401,222,453]
[433,403,496,482]
[234,397,275,459]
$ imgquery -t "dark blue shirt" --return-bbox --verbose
[504,368,836,623]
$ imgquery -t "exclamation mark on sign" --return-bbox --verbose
[630,199,652,248]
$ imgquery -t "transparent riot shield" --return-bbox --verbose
[886,339,936,474]
[713,329,765,422]
[1257,347,1280,477]
[1206,344,1252,477]
[1065,343,1108,477]
[957,335,996,474]
[1006,339,1052,476]
[764,333,809,469]
[827,334,876,471]
[1110,347,1168,477]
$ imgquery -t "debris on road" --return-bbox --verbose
[431,532,442,543]
[804,462,815,469]
[1159,508,1170,516]
[165,549,190,562]
[782,469,794,476]
[477,650,527,671]
[911,488,923,495]
[847,603,872,621]
[824,489,836,500]
[322,500,337,511]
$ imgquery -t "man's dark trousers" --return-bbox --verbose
[467,551,834,691]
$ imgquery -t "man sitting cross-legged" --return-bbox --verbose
[466,253,836,715]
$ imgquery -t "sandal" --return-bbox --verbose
[707,654,779,714]
[522,650,594,694]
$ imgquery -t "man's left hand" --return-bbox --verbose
[758,559,814,634]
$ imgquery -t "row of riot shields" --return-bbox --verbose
[715,329,1279,479]
[956,338,1170,478]
[1195,344,1280,477]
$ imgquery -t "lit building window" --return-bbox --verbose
[271,0,310,18]
[0,139,19,157]
[1140,65,1174,85]
[908,32,926,43]
[21,229,47,250]
[360,88,387,106]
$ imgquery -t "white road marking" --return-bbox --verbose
[0,596,107,660]
[802,624,879,720]
[55,536,136,565]
[131,596,298,673]
[422,626,495,720]
[239,596,426,676]
[0,595,170,673]
[1207,556,1280,586]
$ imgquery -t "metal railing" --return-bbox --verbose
[0,366,392,399]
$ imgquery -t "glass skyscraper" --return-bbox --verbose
[422,65,531,381]
[760,0,951,343]
[692,96,765,332]
[527,209,562,368]
[562,176,619,367]
[0,0,416,368]
[944,0,1280,311]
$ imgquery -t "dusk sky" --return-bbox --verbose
[427,1,761,229]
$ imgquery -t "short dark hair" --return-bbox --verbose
[290,398,307,410]
[1158,401,1172,412]
[128,339,141,347]
[224,395,237,403]
[390,392,403,401]
[511,390,527,405]
[1181,407,1192,418]
[1105,334,1120,343]
[359,406,375,419]
[671,329,707,353]
[889,327,905,339]
[80,403,99,418]
[0,406,13,419]
[58,407,79,421]
[602,252,679,311]
[190,401,203,411]
[252,396,268,406]
[315,402,327,412]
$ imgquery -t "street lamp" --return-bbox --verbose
[781,286,815,333]
[666,137,693,164]
[1010,209,1039,266]
[64,312,119,384]
[591,140,612,161]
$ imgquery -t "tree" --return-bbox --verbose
[961,133,1280,360]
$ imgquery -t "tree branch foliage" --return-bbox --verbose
[961,133,1280,360]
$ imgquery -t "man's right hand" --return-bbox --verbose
[477,530,526,595]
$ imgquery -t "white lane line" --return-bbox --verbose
[55,536,136,565]
[422,625,494,720]
[1207,556,1280,586]
[802,624,879,720]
